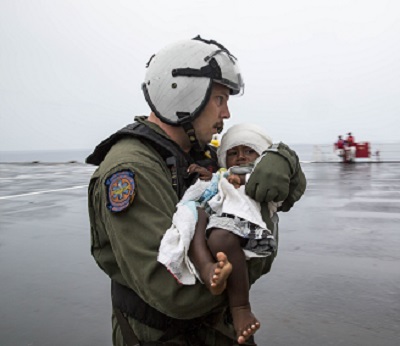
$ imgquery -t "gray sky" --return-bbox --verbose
[1,0,399,151]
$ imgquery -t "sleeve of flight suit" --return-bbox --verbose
[97,139,227,320]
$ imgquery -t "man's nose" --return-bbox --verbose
[221,104,230,119]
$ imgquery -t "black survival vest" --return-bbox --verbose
[86,121,225,341]
[86,121,219,199]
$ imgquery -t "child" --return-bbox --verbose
[158,123,279,344]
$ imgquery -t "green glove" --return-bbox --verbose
[245,151,292,203]
[280,163,307,212]
[246,143,299,202]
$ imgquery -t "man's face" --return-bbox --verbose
[192,83,231,147]
[225,145,260,168]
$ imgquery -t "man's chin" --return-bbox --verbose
[198,138,211,149]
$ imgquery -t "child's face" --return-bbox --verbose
[225,145,260,168]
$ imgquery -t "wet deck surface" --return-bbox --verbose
[1,162,399,346]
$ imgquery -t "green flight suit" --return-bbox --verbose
[87,117,305,345]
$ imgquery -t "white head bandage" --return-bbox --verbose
[217,123,273,168]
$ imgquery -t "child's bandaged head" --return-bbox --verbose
[217,123,273,168]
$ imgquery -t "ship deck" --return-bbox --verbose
[0,162,399,346]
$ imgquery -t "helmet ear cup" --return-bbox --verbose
[142,74,212,126]
[142,37,244,125]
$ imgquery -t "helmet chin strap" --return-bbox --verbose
[179,119,206,160]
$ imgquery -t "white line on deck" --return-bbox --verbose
[0,185,88,200]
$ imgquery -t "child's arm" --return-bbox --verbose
[188,163,213,181]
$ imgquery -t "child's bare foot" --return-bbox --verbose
[230,304,260,344]
[210,252,232,295]
[202,252,232,295]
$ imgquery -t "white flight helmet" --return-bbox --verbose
[142,36,244,126]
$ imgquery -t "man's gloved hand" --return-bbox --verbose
[231,142,306,208]
[245,152,292,203]
[280,165,307,212]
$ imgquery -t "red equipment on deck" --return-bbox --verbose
[334,141,371,162]
[355,142,370,158]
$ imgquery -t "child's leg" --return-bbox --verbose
[188,208,232,295]
[207,228,260,345]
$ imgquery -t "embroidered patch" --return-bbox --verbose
[105,170,136,212]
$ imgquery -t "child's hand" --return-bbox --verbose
[188,164,213,181]
[227,174,244,189]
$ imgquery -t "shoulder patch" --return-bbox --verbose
[105,170,136,212]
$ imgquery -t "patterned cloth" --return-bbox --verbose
[158,170,278,285]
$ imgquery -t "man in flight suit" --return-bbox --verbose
[86,36,306,345]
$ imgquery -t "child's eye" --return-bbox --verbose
[227,150,237,157]
[244,149,256,155]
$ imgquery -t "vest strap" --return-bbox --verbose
[112,280,222,333]
[113,307,141,346]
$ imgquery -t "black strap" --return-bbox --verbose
[112,281,249,345]
[112,280,176,331]
[180,121,204,157]
[111,281,226,333]
[220,213,236,219]
[114,307,170,346]
[171,57,222,80]
[85,121,195,199]
[86,122,191,168]
[192,35,236,60]
[114,308,141,346]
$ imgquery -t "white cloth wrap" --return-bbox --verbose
[158,172,278,285]
[207,178,265,228]
[157,180,210,285]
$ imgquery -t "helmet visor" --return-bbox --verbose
[211,50,245,96]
